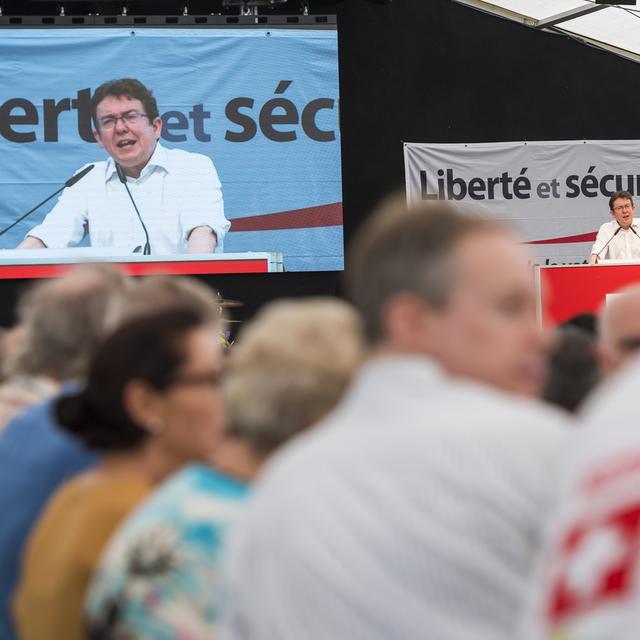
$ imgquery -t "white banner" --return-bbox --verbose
[404,140,640,265]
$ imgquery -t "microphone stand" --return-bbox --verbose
[115,164,151,255]
[594,225,623,263]
[0,164,95,238]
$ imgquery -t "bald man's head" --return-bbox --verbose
[599,284,640,374]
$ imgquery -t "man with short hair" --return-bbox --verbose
[589,191,640,264]
[0,264,130,433]
[18,78,229,255]
[220,200,569,640]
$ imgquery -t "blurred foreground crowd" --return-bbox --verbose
[0,198,637,640]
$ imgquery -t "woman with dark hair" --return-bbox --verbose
[86,298,366,639]
[13,309,225,640]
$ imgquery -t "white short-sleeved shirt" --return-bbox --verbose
[590,220,640,261]
[26,143,229,255]
[220,356,569,640]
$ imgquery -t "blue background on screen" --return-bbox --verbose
[0,28,343,271]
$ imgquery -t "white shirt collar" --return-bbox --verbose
[609,219,638,230]
[104,142,169,183]
[343,354,445,408]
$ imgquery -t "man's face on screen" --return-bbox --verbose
[94,95,162,178]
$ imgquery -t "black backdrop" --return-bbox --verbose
[0,0,637,327]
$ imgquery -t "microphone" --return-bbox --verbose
[115,163,151,255]
[630,225,640,239]
[64,164,94,188]
[594,224,623,262]
[0,164,95,238]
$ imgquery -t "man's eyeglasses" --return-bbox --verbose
[613,203,633,213]
[98,111,149,130]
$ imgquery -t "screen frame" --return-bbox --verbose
[0,15,342,279]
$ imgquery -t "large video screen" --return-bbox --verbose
[0,25,342,277]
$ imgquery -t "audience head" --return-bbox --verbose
[119,275,222,325]
[542,326,601,413]
[220,298,364,474]
[56,308,225,473]
[347,198,544,396]
[8,264,130,381]
[598,283,640,374]
[559,313,597,339]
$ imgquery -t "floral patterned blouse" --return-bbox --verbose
[86,464,249,640]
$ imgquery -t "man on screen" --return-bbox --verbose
[17,78,229,255]
[588,191,640,264]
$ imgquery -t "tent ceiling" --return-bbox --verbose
[454,1,640,63]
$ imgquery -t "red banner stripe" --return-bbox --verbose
[0,259,270,280]
[230,202,343,232]
[526,231,597,245]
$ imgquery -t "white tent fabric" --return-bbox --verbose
[454,1,640,62]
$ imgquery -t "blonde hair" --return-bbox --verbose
[224,298,365,453]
